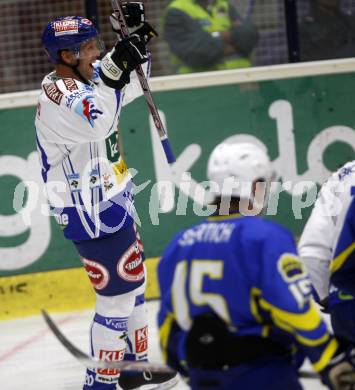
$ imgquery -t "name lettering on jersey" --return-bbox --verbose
[43,83,64,105]
[178,222,235,246]
[74,95,103,127]
[135,326,148,353]
[62,78,78,92]
[54,20,79,36]
[277,254,306,282]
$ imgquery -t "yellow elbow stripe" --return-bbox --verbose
[159,312,175,363]
[259,299,321,331]
[295,332,330,347]
[330,243,355,274]
[313,338,339,372]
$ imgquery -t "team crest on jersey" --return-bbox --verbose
[277,254,306,282]
[74,95,103,127]
[117,241,144,282]
[82,258,110,290]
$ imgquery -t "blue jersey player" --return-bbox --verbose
[158,142,355,390]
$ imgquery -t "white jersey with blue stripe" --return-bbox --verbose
[299,161,355,304]
[35,60,150,241]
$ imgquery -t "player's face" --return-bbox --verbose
[78,38,102,79]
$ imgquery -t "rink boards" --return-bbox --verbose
[1,59,355,319]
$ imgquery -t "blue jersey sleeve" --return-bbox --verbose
[253,223,338,371]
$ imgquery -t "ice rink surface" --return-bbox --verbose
[0,300,327,390]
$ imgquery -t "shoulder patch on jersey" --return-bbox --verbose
[73,95,103,127]
[277,253,306,282]
[43,82,64,105]
[62,78,78,92]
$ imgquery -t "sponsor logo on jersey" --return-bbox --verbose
[135,326,148,353]
[117,241,144,282]
[43,82,64,105]
[54,20,79,36]
[277,253,306,282]
[82,258,110,290]
[97,349,125,376]
[62,78,78,92]
[103,172,114,192]
[67,173,81,193]
[74,95,103,127]
[104,318,128,330]
[66,90,91,108]
[89,168,101,189]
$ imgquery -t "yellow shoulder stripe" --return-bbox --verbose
[330,242,355,274]
[259,299,321,331]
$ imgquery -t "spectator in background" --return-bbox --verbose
[299,0,355,61]
[163,0,259,74]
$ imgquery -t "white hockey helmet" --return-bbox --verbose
[207,142,274,199]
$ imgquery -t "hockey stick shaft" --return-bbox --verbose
[42,310,174,372]
[43,309,320,380]
[110,0,175,164]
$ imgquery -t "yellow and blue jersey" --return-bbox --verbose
[158,214,338,374]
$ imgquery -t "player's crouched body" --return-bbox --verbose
[157,142,355,390]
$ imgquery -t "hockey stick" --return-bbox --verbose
[110,0,175,164]
[41,310,174,373]
[42,309,319,380]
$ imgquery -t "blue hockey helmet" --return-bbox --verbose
[42,16,99,63]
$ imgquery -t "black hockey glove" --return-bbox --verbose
[320,340,355,390]
[99,35,148,90]
[110,11,158,44]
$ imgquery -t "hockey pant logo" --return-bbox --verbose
[135,326,148,353]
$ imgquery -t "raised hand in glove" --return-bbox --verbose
[320,341,355,390]
[99,35,148,90]
[110,1,158,44]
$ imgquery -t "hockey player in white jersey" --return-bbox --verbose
[35,4,177,390]
[299,161,355,343]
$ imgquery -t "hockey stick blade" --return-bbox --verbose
[41,310,174,373]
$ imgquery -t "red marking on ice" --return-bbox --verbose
[0,315,74,363]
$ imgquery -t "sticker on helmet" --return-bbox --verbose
[54,20,79,36]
